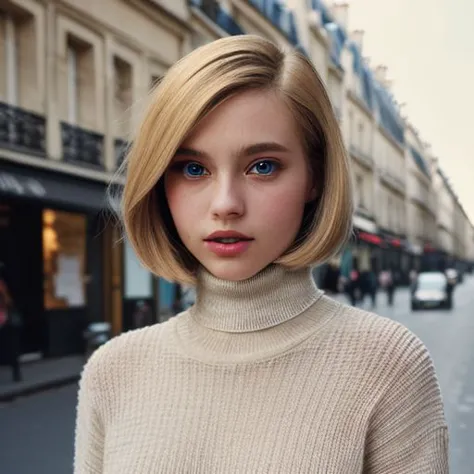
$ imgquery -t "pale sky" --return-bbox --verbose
[347,0,474,222]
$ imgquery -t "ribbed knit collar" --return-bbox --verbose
[192,264,321,333]
[174,264,338,364]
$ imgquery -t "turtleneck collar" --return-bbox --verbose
[173,264,340,364]
[191,264,321,333]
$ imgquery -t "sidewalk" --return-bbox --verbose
[0,355,84,402]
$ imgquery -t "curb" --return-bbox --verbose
[0,374,80,403]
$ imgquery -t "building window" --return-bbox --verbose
[66,35,95,128]
[67,46,78,123]
[356,175,365,209]
[43,209,87,309]
[348,110,353,144]
[1,9,36,108]
[113,56,132,137]
[4,13,18,105]
[358,122,364,151]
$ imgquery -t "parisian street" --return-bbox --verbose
[1,278,474,474]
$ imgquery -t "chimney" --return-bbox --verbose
[330,2,349,30]
[350,29,364,51]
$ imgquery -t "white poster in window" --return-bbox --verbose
[54,254,85,306]
[125,239,152,298]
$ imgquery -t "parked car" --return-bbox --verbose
[411,272,453,310]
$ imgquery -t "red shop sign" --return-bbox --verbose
[358,232,382,246]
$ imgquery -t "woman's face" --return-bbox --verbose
[164,89,316,281]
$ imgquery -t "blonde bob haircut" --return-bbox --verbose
[122,35,353,284]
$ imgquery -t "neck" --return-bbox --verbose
[192,264,321,333]
[174,264,336,363]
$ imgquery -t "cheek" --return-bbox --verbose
[165,177,208,243]
[259,185,308,232]
[164,177,191,233]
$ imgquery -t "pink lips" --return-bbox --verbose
[204,231,254,257]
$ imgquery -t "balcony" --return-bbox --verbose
[61,122,104,169]
[349,144,374,170]
[190,0,244,36]
[411,194,437,217]
[379,169,406,195]
[0,101,46,156]
[249,0,299,46]
[114,138,128,169]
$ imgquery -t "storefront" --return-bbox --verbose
[351,214,382,274]
[0,161,114,358]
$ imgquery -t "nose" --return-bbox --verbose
[210,176,245,220]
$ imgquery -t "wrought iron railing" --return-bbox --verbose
[61,122,104,169]
[190,0,244,36]
[249,0,299,46]
[0,101,46,156]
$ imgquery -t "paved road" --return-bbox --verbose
[1,277,474,473]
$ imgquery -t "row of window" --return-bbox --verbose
[0,8,162,139]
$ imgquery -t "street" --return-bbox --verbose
[1,277,474,474]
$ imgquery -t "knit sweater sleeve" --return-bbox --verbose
[74,352,105,474]
[364,328,449,474]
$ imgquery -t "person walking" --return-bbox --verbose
[74,36,448,473]
[0,264,22,382]
[379,268,396,307]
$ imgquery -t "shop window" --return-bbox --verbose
[43,209,87,309]
[124,238,152,298]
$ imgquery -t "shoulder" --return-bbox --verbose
[321,296,417,343]
[80,319,176,390]
[318,297,435,383]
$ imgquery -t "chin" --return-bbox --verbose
[203,259,269,282]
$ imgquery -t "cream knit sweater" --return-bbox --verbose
[74,264,449,473]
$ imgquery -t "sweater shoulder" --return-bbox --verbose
[316,297,434,377]
[80,318,176,388]
[328,297,426,350]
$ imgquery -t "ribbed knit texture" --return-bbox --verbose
[74,264,449,473]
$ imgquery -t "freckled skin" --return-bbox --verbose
[164,89,315,281]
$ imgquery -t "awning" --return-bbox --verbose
[0,161,108,212]
[353,214,377,234]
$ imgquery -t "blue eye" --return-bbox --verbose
[183,162,207,177]
[249,160,278,176]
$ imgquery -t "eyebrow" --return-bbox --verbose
[175,142,290,158]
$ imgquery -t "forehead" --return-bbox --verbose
[183,89,301,148]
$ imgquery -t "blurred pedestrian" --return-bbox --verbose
[74,36,448,473]
[345,262,361,306]
[379,267,397,306]
[0,263,22,382]
[361,268,378,309]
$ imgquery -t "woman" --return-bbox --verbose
[75,36,448,473]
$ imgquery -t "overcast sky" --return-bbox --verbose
[346,0,474,222]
